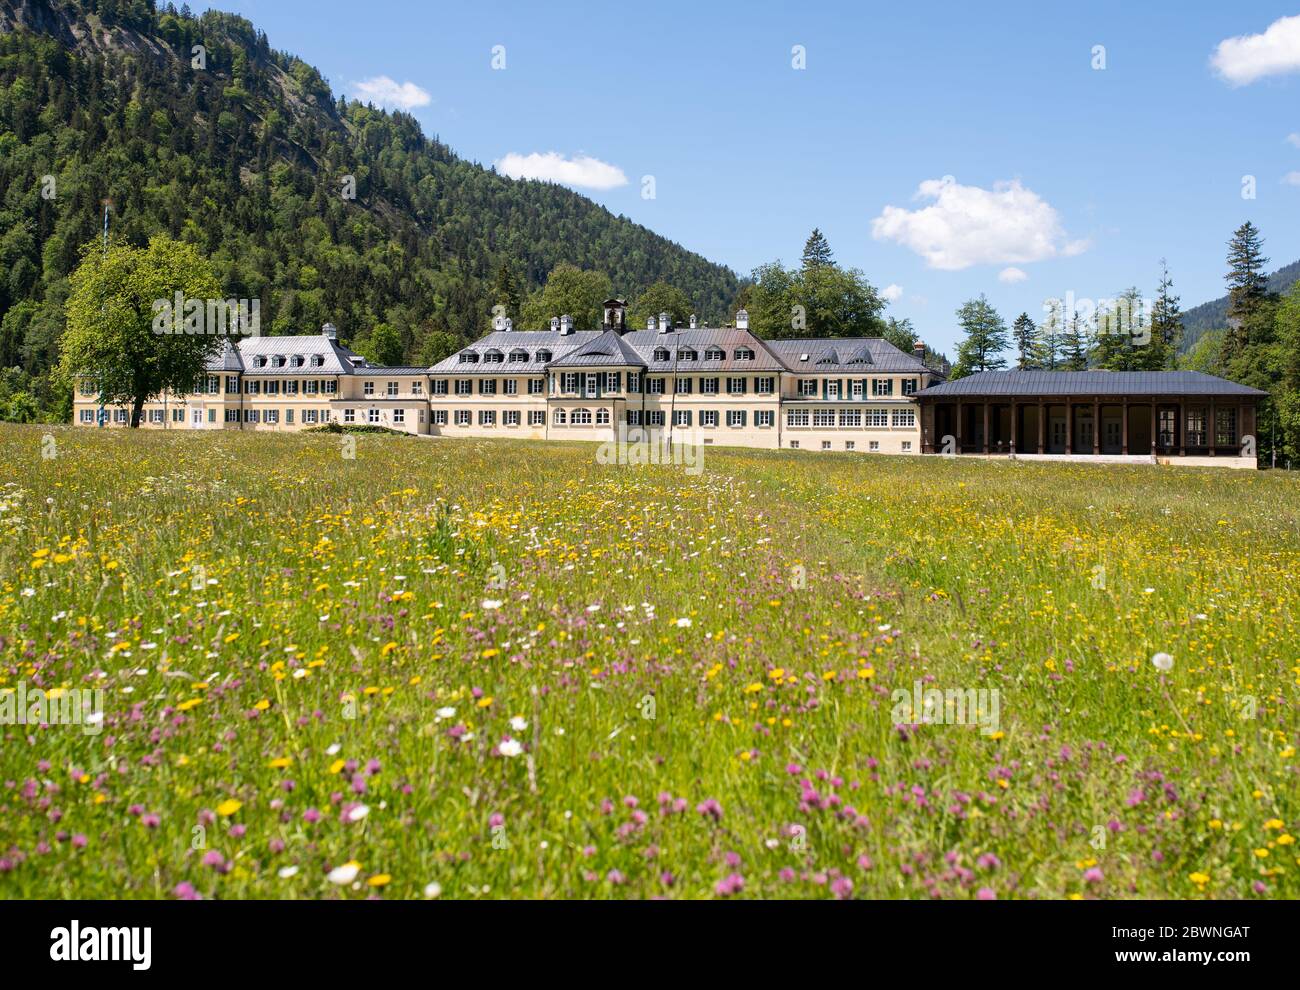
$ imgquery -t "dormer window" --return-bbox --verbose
[459,351,479,364]
[291,355,304,367]
[535,349,552,363]
[734,348,754,361]
[677,348,696,361]
[705,347,725,361]
[310,354,323,367]
[273,355,286,367]
[484,349,504,364]
[254,356,267,367]
[509,349,528,363]
[654,348,669,362]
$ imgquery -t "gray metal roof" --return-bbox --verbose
[548,329,648,368]
[764,338,930,374]
[429,330,600,375]
[237,334,361,375]
[204,339,244,372]
[620,328,786,372]
[915,370,1267,398]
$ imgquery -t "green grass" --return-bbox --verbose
[1,424,1297,899]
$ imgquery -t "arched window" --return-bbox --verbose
[553,409,567,425]
[571,408,593,425]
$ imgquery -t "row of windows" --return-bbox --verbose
[435,409,547,427]
[458,349,553,364]
[446,378,546,396]
[647,346,755,363]
[626,409,773,428]
[250,354,326,369]
[456,346,760,365]
[244,379,338,396]
[362,380,423,396]
[431,408,778,429]
[787,408,916,427]
[789,439,914,452]
[1163,408,1239,447]
[797,378,918,398]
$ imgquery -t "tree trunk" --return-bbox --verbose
[130,393,145,428]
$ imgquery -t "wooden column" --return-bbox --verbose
[1121,398,1129,455]
[1065,401,1072,454]
[1092,398,1100,454]
[1209,397,1217,456]
[1037,400,1045,454]
[1178,400,1185,456]
[1009,400,1017,454]
[982,402,990,454]
[1149,401,1157,455]
[956,399,963,452]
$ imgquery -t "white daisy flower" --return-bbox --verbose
[327,862,360,884]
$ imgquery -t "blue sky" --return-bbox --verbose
[203,1,1300,354]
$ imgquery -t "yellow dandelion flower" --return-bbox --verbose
[216,799,242,817]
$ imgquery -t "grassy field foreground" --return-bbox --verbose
[0,424,1297,899]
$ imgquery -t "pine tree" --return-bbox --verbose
[950,295,1009,378]
[1012,312,1038,369]
[1037,300,1063,370]
[1058,309,1090,370]
[801,229,834,270]
[1147,259,1183,370]
[1225,221,1269,357]
[1094,288,1147,371]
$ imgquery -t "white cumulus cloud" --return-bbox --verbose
[871,177,1087,271]
[353,76,432,110]
[1211,15,1300,85]
[495,152,628,190]
[998,267,1028,284]
[881,283,904,303]
[1284,171,1300,187]
[1288,133,1300,148]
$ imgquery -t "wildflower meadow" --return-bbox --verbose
[1,424,1297,900]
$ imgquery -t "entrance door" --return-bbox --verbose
[1074,411,1094,453]
[192,408,204,427]
[1049,414,1067,453]
[1103,418,1122,453]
